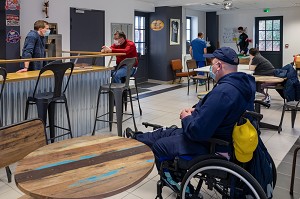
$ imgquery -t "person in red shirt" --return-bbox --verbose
[101,31,138,83]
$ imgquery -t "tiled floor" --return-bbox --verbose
[1,81,300,199]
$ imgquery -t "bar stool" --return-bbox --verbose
[25,62,74,143]
[92,58,137,136]
[123,53,142,115]
[0,67,11,183]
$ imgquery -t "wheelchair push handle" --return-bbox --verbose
[243,110,263,121]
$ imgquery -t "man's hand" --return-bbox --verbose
[101,46,112,53]
[179,108,195,119]
[16,68,28,73]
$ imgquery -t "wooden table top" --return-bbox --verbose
[15,136,154,199]
[254,75,285,83]
[4,66,112,83]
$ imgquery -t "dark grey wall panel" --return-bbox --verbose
[149,6,182,81]
[206,12,219,53]
[0,1,21,72]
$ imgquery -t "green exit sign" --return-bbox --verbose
[264,8,270,12]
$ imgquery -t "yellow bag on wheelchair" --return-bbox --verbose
[232,118,258,163]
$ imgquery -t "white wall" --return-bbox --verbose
[186,8,206,39]
[182,8,206,68]
[19,0,154,53]
[218,7,300,64]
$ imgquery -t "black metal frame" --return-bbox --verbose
[24,62,74,143]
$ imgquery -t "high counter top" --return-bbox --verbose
[5,66,112,83]
[0,53,125,64]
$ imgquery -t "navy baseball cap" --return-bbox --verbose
[212,47,239,65]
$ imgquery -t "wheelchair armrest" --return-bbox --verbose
[142,122,163,130]
[254,100,270,108]
[243,110,263,121]
[208,138,230,154]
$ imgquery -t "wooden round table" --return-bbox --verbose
[15,136,154,199]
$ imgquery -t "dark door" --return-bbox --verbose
[255,16,283,68]
[70,8,105,65]
[134,12,149,83]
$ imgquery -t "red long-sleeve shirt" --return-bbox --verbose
[110,39,138,67]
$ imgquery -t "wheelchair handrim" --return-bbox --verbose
[181,165,261,199]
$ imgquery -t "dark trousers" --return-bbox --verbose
[136,128,209,169]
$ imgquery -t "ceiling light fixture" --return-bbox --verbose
[223,0,233,10]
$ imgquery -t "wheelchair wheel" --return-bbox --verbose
[180,159,267,199]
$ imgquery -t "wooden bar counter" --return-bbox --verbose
[0,53,127,137]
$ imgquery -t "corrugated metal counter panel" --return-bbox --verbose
[1,70,110,138]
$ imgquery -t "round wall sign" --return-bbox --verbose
[150,20,164,31]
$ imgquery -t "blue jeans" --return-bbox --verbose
[111,65,136,83]
[196,60,206,76]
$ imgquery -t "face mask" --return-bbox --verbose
[113,39,119,46]
[209,65,216,80]
[44,29,51,36]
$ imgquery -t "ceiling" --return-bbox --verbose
[137,0,300,12]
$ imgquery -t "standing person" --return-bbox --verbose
[125,47,256,171]
[101,31,138,83]
[17,20,50,73]
[249,48,275,103]
[189,32,207,84]
[238,27,249,55]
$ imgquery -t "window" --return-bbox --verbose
[134,16,145,55]
[186,17,192,54]
[258,19,281,51]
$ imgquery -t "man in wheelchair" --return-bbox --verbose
[125,47,275,199]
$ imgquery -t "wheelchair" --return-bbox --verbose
[141,110,277,199]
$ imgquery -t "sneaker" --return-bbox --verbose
[123,127,143,139]
[263,95,271,104]
[198,82,206,86]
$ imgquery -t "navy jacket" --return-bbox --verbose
[21,30,46,70]
[274,64,300,101]
[182,72,256,144]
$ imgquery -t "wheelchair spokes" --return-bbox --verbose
[180,159,267,199]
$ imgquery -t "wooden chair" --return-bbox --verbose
[186,59,208,95]
[0,119,47,183]
[170,59,194,84]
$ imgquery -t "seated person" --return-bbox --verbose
[249,48,275,103]
[101,31,138,83]
[125,47,256,171]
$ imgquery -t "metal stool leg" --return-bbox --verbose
[134,78,142,116]
[128,89,137,132]
[92,88,101,135]
[64,99,73,138]
[5,166,11,183]
[290,147,300,195]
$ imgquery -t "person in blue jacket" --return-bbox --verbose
[17,20,50,73]
[126,47,256,170]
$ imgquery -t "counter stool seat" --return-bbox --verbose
[25,62,74,143]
